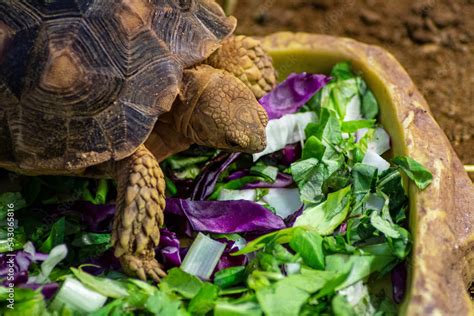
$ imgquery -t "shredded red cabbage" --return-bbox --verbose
[280,143,302,165]
[391,262,407,304]
[83,249,121,276]
[22,282,59,299]
[242,172,294,189]
[191,152,241,200]
[0,247,49,287]
[79,202,116,233]
[259,73,330,119]
[156,228,182,269]
[214,240,247,273]
[165,198,285,234]
[226,170,249,181]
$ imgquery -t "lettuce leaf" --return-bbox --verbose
[294,186,352,235]
[392,156,433,190]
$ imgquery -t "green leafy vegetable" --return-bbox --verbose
[160,268,204,299]
[145,291,185,316]
[340,119,375,133]
[214,266,247,289]
[214,297,262,316]
[302,136,325,160]
[250,164,278,183]
[71,267,129,298]
[294,186,352,235]
[232,227,303,256]
[289,230,325,269]
[188,283,220,314]
[392,156,433,189]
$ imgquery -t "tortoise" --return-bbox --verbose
[0,0,276,281]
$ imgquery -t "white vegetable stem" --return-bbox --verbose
[253,112,316,161]
[367,127,391,155]
[181,233,226,280]
[262,188,302,219]
[217,188,302,219]
[218,188,257,201]
[344,95,363,121]
[50,277,107,313]
[28,244,68,284]
[362,150,390,172]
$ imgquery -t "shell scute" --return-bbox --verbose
[0,0,235,171]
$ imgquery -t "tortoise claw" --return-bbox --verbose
[120,254,166,283]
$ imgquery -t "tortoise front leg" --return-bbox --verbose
[111,144,166,282]
[206,35,277,98]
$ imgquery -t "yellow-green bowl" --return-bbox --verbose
[260,32,473,316]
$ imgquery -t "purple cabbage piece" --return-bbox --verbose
[226,170,249,181]
[0,247,49,286]
[391,262,407,304]
[191,152,241,200]
[165,198,286,234]
[280,143,301,165]
[242,172,294,189]
[82,249,121,276]
[259,73,331,120]
[156,228,182,268]
[166,168,195,198]
[266,143,301,166]
[79,202,116,233]
[284,205,304,227]
[22,282,59,299]
[213,240,247,275]
[338,222,348,234]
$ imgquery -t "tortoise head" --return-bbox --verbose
[185,66,268,153]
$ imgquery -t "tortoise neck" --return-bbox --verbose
[169,67,211,143]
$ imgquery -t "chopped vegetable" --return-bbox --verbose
[392,156,433,189]
[157,228,182,268]
[180,233,226,280]
[253,112,316,161]
[242,172,294,189]
[50,277,107,313]
[367,127,391,155]
[28,244,67,284]
[218,188,257,201]
[362,149,390,172]
[294,186,352,235]
[192,152,241,200]
[165,198,286,234]
[261,188,302,218]
[259,73,330,119]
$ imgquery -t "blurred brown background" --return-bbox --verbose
[219,0,473,178]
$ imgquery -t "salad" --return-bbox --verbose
[0,62,432,315]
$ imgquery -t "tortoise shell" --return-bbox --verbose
[0,0,236,171]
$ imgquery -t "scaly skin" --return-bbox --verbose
[206,35,277,98]
[147,65,268,161]
[146,36,275,162]
[185,66,268,151]
[112,144,166,282]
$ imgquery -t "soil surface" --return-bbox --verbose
[221,0,473,179]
